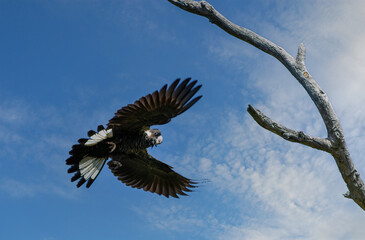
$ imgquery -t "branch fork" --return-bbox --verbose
[168,0,365,211]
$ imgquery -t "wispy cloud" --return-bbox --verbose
[0,178,77,199]
[186,0,365,239]
[124,1,365,237]
[0,94,95,200]
[133,204,206,232]
[132,201,224,239]
[0,179,37,198]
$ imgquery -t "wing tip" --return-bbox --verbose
[76,178,86,188]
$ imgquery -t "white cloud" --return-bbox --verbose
[0,96,93,200]
[0,179,37,198]
[199,157,213,172]
[132,2,365,234]
[196,1,365,239]
[0,178,79,200]
[3,1,365,238]
[191,107,365,239]
[132,203,219,234]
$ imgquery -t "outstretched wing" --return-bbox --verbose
[108,150,196,198]
[107,78,202,132]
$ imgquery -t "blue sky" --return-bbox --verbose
[2,0,365,239]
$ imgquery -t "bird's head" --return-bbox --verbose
[145,129,163,147]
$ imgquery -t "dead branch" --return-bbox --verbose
[168,0,365,211]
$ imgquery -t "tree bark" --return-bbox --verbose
[168,0,365,211]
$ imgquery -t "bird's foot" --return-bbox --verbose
[107,142,116,153]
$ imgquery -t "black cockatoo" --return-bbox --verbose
[66,78,202,198]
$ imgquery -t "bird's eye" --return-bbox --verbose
[154,132,159,136]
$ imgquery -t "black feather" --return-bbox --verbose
[172,78,191,100]
[71,172,81,182]
[67,165,79,173]
[166,79,180,101]
[77,178,86,188]
[78,138,88,144]
[176,80,197,103]
[66,156,77,165]
[179,84,202,108]
[181,95,202,114]
[87,130,96,137]
[86,178,95,188]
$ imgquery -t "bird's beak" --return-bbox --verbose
[155,136,163,145]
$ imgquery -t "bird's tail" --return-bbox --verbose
[66,125,113,188]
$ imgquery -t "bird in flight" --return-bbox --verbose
[66,78,202,198]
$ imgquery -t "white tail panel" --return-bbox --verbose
[84,129,113,146]
[79,156,107,183]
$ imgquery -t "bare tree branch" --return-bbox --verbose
[247,105,333,153]
[168,0,365,211]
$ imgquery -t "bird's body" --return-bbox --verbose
[112,130,155,152]
[66,78,202,198]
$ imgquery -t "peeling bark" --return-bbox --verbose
[168,0,365,211]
